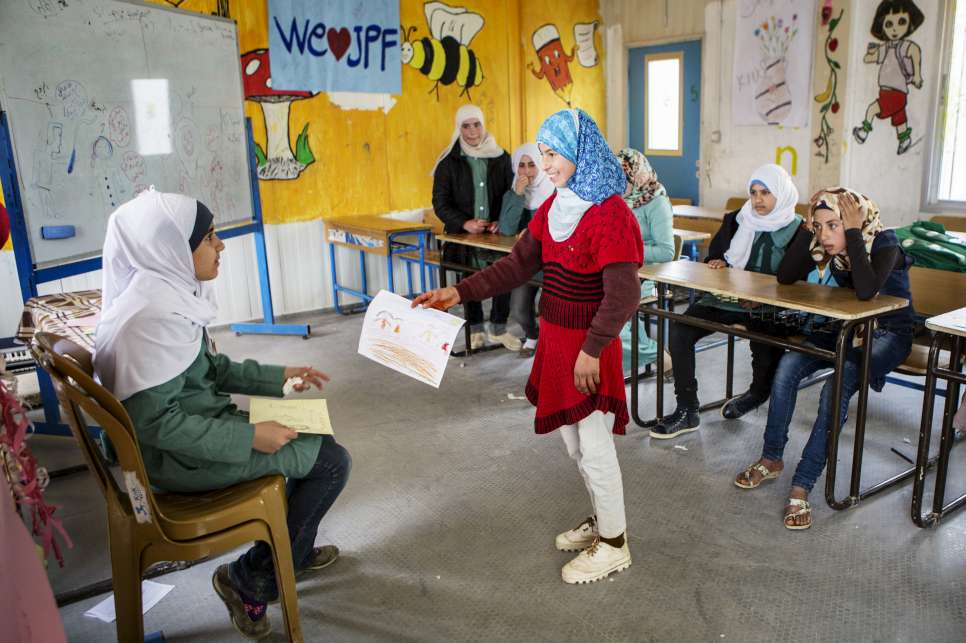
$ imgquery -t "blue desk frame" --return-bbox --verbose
[0,114,307,435]
[327,224,432,314]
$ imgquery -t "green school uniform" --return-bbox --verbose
[122,342,321,493]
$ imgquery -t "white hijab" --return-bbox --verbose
[511,143,555,211]
[429,104,504,177]
[94,188,217,401]
[723,164,799,270]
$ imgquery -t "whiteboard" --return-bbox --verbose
[0,0,254,268]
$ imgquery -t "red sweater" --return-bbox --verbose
[453,204,642,357]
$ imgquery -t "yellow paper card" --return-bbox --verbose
[248,399,333,435]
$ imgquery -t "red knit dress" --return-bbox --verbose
[525,194,643,435]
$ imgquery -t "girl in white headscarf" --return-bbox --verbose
[498,143,555,355]
[431,105,518,351]
[652,164,808,440]
[94,188,350,638]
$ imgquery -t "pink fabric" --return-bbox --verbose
[1,475,68,643]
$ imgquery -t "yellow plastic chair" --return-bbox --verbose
[31,332,303,643]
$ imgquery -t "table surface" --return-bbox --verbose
[639,260,908,321]
[925,308,966,339]
[325,215,433,234]
[437,232,518,253]
[674,228,711,242]
[672,205,724,220]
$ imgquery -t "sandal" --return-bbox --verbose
[734,462,781,489]
[784,498,812,530]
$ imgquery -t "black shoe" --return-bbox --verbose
[649,407,700,440]
[721,392,767,420]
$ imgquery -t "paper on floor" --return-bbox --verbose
[249,398,333,434]
[84,580,174,623]
[358,290,465,388]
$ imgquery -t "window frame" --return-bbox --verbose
[922,0,966,213]
[643,51,684,157]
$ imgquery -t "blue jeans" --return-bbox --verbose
[761,329,912,493]
[230,436,351,602]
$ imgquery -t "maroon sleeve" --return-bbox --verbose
[581,262,641,358]
[453,232,542,303]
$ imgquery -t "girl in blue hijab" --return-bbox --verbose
[414,109,643,585]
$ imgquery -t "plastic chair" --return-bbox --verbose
[31,332,303,643]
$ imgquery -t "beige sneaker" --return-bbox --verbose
[555,516,597,552]
[561,537,631,584]
[470,332,486,350]
[487,331,522,351]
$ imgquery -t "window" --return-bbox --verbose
[924,0,966,210]
[644,52,683,156]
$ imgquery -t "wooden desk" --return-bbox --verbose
[630,260,911,511]
[324,216,433,313]
[672,206,723,259]
[436,233,535,357]
[672,205,723,220]
[672,228,711,261]
[436,232,517,253]
[912,308,966,527]
[638,260,907,320]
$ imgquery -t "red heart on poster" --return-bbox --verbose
[327,27,351,61]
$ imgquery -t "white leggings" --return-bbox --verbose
[558,411,627,538]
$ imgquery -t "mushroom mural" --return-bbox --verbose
[241,48,317,180]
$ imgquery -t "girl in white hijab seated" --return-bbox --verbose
[94,188,350,639]
[652,164,809,440]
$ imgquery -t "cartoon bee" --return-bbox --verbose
[401,1,485,100]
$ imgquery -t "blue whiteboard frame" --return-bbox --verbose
[0,113,309,436]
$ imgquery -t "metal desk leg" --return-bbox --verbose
[630,304,642,426]
[385,249,395,294]
[913,333,944,527]
[847,319,875,500]
[825,320,857,510]
[931,335,964,519]
[419,232,428,293]
[328,242,346,315]
[638,282,668,428]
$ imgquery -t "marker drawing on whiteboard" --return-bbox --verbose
[67,147,75,174]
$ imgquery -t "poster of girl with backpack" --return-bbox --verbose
[853,0,924,154]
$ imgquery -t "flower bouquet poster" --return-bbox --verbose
[733,0,817,127]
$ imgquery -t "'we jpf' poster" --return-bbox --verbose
[268,0,401,94]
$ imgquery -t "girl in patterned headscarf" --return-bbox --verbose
[735,186,915,531]
[616,148,675,375]
[414,109,643,585]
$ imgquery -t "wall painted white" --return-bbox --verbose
[840,0,942,227]
[699,0,814,210]
[605,0,953,228]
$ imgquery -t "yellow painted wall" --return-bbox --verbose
[145,0,605,224]
[1,180,9,251]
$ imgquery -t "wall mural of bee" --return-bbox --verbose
[400,1,485,100]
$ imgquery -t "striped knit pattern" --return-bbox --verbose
[539,261,603,329]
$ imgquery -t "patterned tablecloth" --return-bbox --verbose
[16,290,102,354]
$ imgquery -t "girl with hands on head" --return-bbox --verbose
[735,187,915,530]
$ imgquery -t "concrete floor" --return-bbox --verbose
[31,308,966,642]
